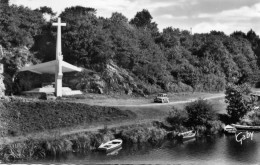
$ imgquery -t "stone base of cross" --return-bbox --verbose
[19,18,82,97]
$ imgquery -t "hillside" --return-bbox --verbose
[0,3,260,96]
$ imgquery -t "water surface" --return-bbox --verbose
[24,132,260,165]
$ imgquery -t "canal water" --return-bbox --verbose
[24,131,260,165]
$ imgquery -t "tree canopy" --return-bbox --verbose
[1,5,260,95]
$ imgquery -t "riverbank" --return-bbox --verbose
[0,119,224,163]
[0,92,227,146]
[0,93,227,163]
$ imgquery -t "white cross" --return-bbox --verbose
[52,17,66,60]
[52,17,66,97]
[52,17,66,27]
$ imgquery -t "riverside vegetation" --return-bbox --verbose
[0,97,224,163]
[225,83,260,125]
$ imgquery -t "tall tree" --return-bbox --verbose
[130,9,159,38]
[60,6,113,71]
[130,9,153,28]
[0,4,45,48]
[35,6,56,16]
[0,0,9,6]
[225,83,255,122]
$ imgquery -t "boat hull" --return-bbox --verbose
[98,139,123,153]
[98,143,122,152]
[182,134,196,141]
[177,131,196,141]
[224,125,237,134]
[231,124,260,131]
[224,130,237,134]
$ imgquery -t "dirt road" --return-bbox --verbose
[116,93,225,107]
[71,92,225,107]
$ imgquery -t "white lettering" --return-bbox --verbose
[235,131,254,145]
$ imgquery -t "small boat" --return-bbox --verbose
[224,125,237,134]
[98,139,123,152]
[231,124,260,130]
[177,130,196,141]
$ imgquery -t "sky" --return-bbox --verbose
[10,0,260,35]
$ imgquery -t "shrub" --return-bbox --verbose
[240,110,260,126]
[185,99,216,126]
[148,127,167,144]
[208,120,223,134]
[118,125,166,144]
[165,107,188,130]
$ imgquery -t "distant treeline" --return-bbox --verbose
[1,1,260,94]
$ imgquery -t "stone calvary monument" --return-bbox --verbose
[20,18,82,97]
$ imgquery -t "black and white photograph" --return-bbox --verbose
[0,0,260,164]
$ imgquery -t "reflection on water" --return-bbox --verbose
[106,147,122,156]
[225,132,258,164]
[23,132,260,165]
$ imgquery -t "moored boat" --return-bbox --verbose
[231,124,260,130]
[98,139,123,152]
[224,125,237,134]
[177,130,196,141]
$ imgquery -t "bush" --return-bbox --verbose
[225,83,256,122]
[185,99,216,126]
[240,110,260,126]
[118,125,166,144]
[165,107,188,130]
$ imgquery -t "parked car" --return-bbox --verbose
[154,93,169,103]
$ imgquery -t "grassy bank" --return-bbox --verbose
[0,122,168,163]
[0,95,227,163]
[0,99,136,137]
[0,118,225,163]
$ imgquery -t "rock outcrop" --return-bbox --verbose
[67,61,139,95]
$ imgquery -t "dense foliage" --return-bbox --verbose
[185,99,217,126]
[1,3,260,94]
[225,83,256,122]
[166,100,222,135]
[165,107,188,130]
[118,124,166,144]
